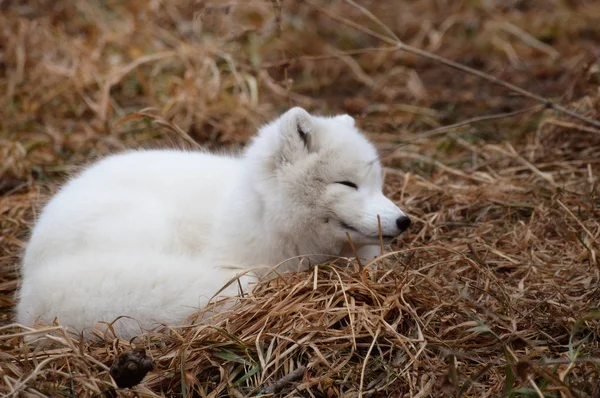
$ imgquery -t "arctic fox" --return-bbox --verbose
[16,107,410,339]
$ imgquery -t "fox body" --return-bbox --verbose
[16,107,410,339]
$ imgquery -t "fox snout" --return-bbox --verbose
[364,194,411,239]
[396,215,411,233]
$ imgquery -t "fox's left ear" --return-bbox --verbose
[279,107,315,162]
[336,114,355,127]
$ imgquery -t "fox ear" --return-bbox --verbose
[279,107,314,162]
[337,114,355,127]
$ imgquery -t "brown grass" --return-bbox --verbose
[1,1,599,396]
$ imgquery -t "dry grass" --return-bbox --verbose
[1,1,599,396]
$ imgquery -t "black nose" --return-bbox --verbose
[396,216,411,232]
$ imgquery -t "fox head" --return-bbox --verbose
[243,107,410,257]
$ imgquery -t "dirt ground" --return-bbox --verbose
[1,1,599,396]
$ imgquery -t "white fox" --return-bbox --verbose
[16,107,411,339]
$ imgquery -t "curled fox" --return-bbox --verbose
[16,107,410,339]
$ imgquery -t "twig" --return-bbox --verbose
[486,143,557,187]
[345,232,363,269]
[260,46,397,68]
[343,0,401,42]
[528,375,545,398]
[545,119,600,135]
[259,365,306,395]
[377,215,384,259]
[358,327,380,398]
[405,105,544,143]
[497,21,559,59]
[388,151,495,184]
[313,2,600,130]
[116,108,203,150]
[557,199,598,244]
[99,51,176,125]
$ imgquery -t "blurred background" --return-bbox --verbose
[1,1,599,396]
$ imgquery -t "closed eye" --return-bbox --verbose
[336,181,358,190]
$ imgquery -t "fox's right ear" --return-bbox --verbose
[336,114,355,127]
[279,107,315,162]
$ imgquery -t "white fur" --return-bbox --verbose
[16,107,409,339]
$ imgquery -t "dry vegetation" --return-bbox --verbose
[1,0,600,397]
